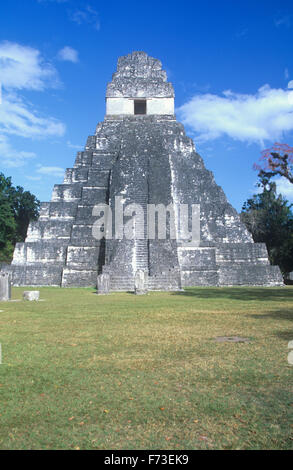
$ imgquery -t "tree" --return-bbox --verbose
[254,142,293,184]
[9,185,40,242]
[0,173,40,262]
[241,174,293,277]
[0,193,16,262]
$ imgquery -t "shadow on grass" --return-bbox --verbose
[248,309,293,341]
[273,330,293,341]
[173,287,293,302]
[249,310,293,321]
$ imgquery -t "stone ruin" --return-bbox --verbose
[0,272,11,301]
[23,291,40,301]
[97,273,110,295]
[134,270,149,295]
[9,51,283,290]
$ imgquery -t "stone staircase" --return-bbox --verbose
[133,189,149,272]
[105,269,182,292]
[105,274,135,291]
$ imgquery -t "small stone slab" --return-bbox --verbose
[0,272,11,301]
[97,274,110,295]
[134,270,149,295]
[214,336,251,343]
[23,291,40,301]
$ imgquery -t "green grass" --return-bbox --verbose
[0,286,293,450]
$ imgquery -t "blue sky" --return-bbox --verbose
[0,0,293,210]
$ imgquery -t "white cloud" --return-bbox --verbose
[0,135,36,168]
[36,165,65,178]
[69,6,100,30]
[0,92,65,138]
[235,28,248,38]
[274,15,291,28]
[177,85,293,145]
[0,42,65,138]
[37,0,68,3]
[0,41,66,170]
[0,41,59,90]
[252,177,293,201]
[58,46,79,63]
[276,177,293,200]
[26,175,42,181]
[67,140,81,149]
[288,80,293,89]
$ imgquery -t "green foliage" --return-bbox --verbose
[0,172,40,262]
[241,175,293,276]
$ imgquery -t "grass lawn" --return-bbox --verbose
[0,286,292,450]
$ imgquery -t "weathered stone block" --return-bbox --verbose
[71,168,89,183]
[75,205,97,225]
[0,272,11,301]
[41,221,73,240]
[70,225,101,247]
[87,169,110,186]
[61,268,98,287]
[181,269,219,287]
[97,273,110,294]
[178,247,217,270]
[39,202,50,220]
[81,187,107,205]
[218,265,283,286]
[11,266,63,287]
[48,202,78,220]
[216,243,269,265]
[92,153,115,170]
[74,151,93,166]
[134,270,148,295]
[51,184,82,202]
[23,291,40,301]
[66,246,102,269]
[25,220,73,241]
[86,135,96,150]
[12,241,67,266]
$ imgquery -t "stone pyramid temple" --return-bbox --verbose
[10,52,283,290]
